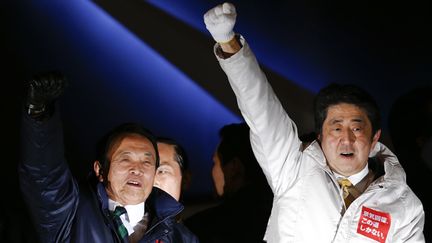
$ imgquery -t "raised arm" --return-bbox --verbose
[204,3,303,194]
[19,72,78,242]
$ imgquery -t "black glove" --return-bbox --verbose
[25,71,68,120]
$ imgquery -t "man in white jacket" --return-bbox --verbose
[204,3,425,242]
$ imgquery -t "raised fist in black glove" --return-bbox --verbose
[25,71,68,120]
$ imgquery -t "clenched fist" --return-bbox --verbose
[204,2,237,43]
[25,71,67,120]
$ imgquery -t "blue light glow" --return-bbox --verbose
[146,0,326,93]
[24,1,241,195]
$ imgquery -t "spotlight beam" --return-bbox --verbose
[92,0,315,134]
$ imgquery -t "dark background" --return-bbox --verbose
[1,1,431,241]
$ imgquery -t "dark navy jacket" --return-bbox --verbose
[19,111,198,243]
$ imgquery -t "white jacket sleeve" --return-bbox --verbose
[215,36,303,194]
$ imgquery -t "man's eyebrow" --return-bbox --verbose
[351,118,364,123]
[116,151,132,156]
[329,119,342,125]
[329,117,365,125]
[144,151,154,157]
[115,151,154,159]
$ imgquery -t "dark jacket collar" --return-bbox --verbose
[90,174,183,224]
[146,187,183,220]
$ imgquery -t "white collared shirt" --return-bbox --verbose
[333,164,369,186]
[108,199,145,235]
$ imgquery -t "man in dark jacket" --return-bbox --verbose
[19,71,198,243]
[184,123,273,243]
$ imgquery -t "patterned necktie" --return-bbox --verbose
[111,206,129,242]
[338,178,356,208]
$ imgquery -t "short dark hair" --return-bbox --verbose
[313,83,381,136]
[95,123,159,183]
[156,137,189,175]
[217,123,263,181]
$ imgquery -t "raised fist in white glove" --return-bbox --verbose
[204,2,237,43]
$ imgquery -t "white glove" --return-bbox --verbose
[204,2,237,43]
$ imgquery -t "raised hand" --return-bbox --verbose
[25,71,67,120]
[204,2,237,43]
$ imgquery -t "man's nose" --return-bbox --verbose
[129,163,143,175]
[341,128,355,143]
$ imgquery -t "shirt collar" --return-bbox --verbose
[108,199,145,226]
[333,165,369,186]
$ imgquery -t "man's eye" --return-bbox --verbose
[142,160,150,165]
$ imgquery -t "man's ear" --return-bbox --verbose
[371,129,382,149]
[93,161,103,182]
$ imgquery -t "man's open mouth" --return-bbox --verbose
[340,152,354,158]
[126,180,142,187]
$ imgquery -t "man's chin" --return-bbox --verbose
[122,192,148,205]
[124,198,146,205]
